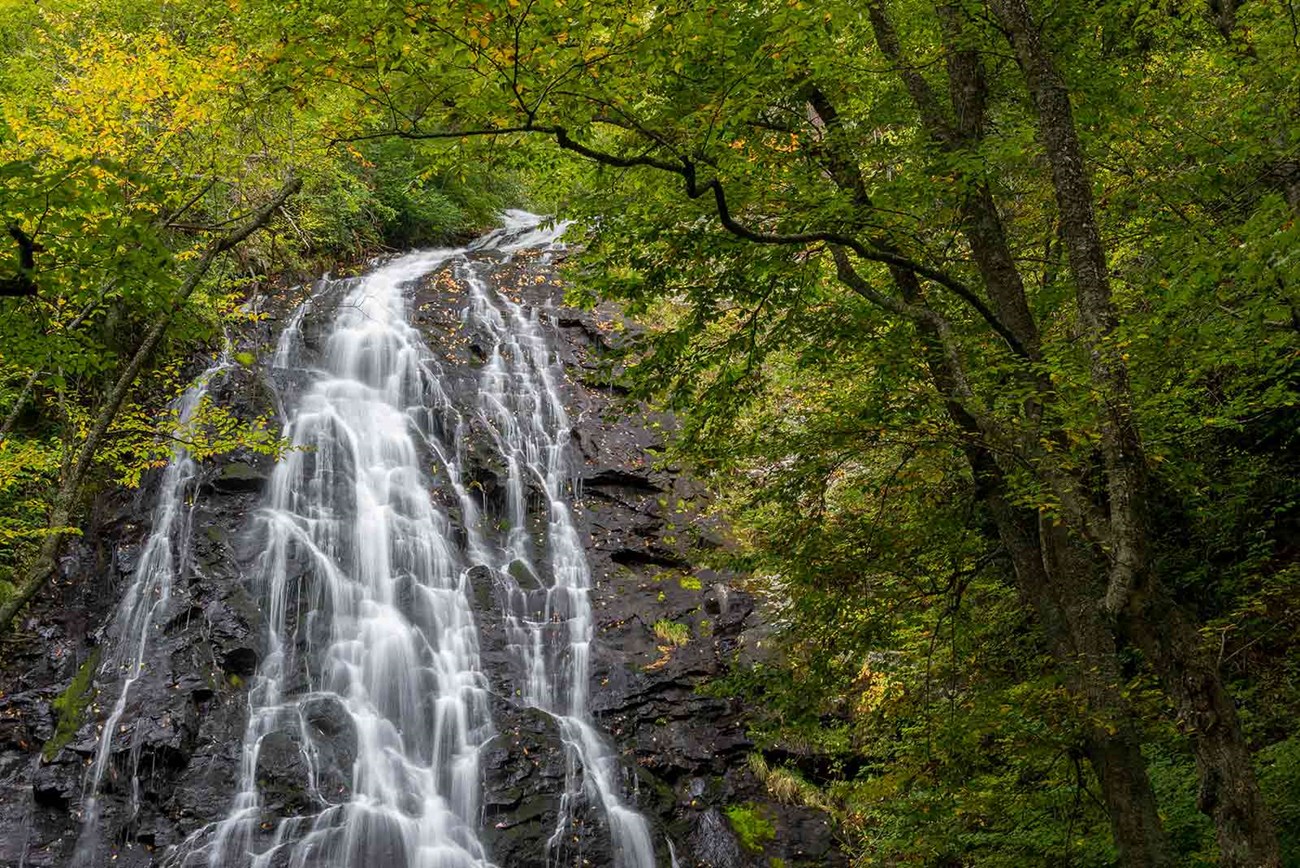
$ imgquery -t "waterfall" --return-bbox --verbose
[271,290,313,371]
[73,349,234,866]
[169,214,657,868]
[177,247,492,868]
[459,216,656,868]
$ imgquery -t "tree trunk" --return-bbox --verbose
[971,427,1171,867]
[859,8,1172,860]
[1126,596,1281,868]
[867,0,1043,361]
[986,1,1280,862]
[901,286,1172,867]
[0,177,300,634]
[987,0,1148,615]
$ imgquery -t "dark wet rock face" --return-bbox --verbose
[690,809,746,868]
[0,244,840,867]
[479,702,610,868]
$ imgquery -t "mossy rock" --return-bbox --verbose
[43,649,100,760]
[725,803,776,854]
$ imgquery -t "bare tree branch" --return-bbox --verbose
[336,121,1031,358]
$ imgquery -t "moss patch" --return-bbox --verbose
[43,649,99,760]
[726,803,776,853]
[653,619,690,647]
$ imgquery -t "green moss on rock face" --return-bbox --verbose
[653,619,689,647]
[43,649,99,760]
[725,803,776,853]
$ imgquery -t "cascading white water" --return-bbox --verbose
[184,249,494,868]
[456,214,656,868]
[171,214,658,868]
[271,292,312,371]
[73,350,234,865]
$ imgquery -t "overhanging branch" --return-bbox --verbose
[337,121,1031,359]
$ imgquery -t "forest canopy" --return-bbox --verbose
[2,0,1298,865]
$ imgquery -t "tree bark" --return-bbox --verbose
[0,224,40,297]
[860,6,1172,860]
[0,177,300,634]
[1127,596,1280,868]
[986,1,1280,863]
[867,0,1042,359]
[928,338,1171,868]
[987,0,1147,616]
[1000,492,1172,868]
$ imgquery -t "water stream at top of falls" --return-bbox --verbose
[167,213,657,868]
[72,349,235,867]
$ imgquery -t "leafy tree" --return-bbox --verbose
[0,0,516,623]
[4,1,1299,865]
[261,0,1299,864]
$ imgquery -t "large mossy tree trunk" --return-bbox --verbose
[942,387,1173,867]
[861,5,1174,861]
[992,489,1173,868]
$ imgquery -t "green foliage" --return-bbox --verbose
[267,0,1294,862]
[0,0,532,582]
[326,1,1296,862]
[364,138,519,247]
[0,434,66,592]
[1145,744,1215,864]
[652,619,689,648]
[1,0,1298,863]
[1259,736,1300,865]
[724,803,776,854]
[43,649,99,760]
[297,138,519,256]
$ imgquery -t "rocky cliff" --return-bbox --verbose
[0,227,839,868]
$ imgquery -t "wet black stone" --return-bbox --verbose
[583,468,664,493]
[207,460,269,494]
[31,760,80,809]
[222,647,259,677]
[0,235,841,868]
[254,730,313,816]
